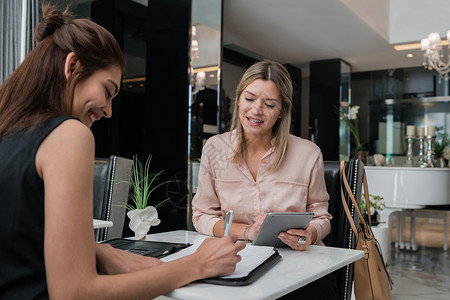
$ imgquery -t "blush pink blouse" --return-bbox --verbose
[192,131,332,244]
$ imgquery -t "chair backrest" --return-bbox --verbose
[322,159,364,300]
[93,155,133,242]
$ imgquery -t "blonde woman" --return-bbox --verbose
[192,60,332,250]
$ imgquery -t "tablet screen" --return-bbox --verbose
[252,212,314,248]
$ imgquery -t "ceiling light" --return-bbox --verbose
[394,40,449,51]
[194,66,219,73]
[421,30,450,81]
[407,53,414,58]
[394,43,422,51]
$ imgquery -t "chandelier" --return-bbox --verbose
[421,30,450,82]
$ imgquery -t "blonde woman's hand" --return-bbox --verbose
[277,224,317,251]
[245,214,267,241]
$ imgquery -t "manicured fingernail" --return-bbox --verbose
[279,233,284,238]
[287,230,292,234]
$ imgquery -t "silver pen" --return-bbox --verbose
[224,210,234,236]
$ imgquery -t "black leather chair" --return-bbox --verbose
[279,159,364,300]
[93,155,133,242]
[322,159,364,300]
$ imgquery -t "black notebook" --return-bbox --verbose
[198,250,281,286]
[159,236,281,286]
[106,237,281,286]
[105,238,191,258]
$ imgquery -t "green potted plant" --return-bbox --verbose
[337,101,367,163]
[121,155,171,239]
[361,193,385,226]
[433,131,449,168]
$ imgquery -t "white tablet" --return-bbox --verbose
[252,212,314,248]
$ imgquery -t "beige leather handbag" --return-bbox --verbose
[340,161,393,300]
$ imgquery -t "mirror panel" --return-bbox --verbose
[187,0,222,229]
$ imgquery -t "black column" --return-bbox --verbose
[90,0,191,234]
[144,0,191,233]
[309,59,349,160]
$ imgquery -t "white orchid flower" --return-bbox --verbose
[127,206,161,240]
[350,105,360,120]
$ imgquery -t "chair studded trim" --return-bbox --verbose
[342,159,362,300]
[323,159,364,300]
[102,155,117,241]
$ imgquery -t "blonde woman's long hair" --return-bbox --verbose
[230,60,293,171]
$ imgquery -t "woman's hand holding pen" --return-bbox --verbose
[277,224,317,251]
[193,236,246,278]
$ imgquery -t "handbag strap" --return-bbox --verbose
[361,164,372,223]
[339,161,371,234]
[340,161,395,288]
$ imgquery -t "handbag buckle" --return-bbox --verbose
[362,244,369,259]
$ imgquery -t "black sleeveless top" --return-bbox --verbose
[0,116,74,299]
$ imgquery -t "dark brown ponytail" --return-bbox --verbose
[0,3,124,137]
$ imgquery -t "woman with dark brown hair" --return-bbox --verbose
[0,4,244,299]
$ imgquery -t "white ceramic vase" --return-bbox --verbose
[127,206,161,240]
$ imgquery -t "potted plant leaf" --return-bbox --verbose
[336,102,367,164]
[121,155,172,240]
[361,193,385,226]
[433,131,449,168]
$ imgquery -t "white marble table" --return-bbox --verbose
[146,230,364,300]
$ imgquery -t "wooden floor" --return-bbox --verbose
[386,212,450,299]
[390,212,449,249]
[374,212,450,299]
